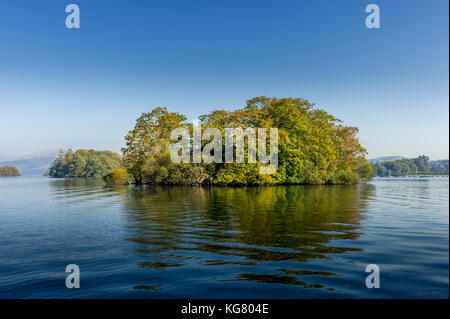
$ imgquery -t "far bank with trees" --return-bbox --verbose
[373,156,449,177]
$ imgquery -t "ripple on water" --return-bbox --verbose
[0,178,448,298]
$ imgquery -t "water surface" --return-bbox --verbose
[0,177,448,298]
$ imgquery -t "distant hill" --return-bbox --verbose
[368,156,405,164]
[0,150,58,176]
[0,152,17,162]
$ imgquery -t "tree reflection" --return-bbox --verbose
[121,184,375,290]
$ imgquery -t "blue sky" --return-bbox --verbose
[0,0,448,159]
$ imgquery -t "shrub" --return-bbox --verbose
[103,168,129,185]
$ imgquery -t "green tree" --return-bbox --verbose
[199,96,373,184]
[122,107,187,184]
[413,155,430,173]
[48,149,122,178]
[103,168,129,185]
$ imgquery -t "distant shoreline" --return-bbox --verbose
[374,175,449,179]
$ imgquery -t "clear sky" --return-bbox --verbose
[0,0,448,159]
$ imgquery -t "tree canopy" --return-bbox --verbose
[122,107,187,184]
[48,149,123,178]
[121,97,374,185]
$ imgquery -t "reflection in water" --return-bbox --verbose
[49,178,118,202]
[227,273,329,289]
[133,284,163,291]
[1,177,447,298]
[120,184,374,291]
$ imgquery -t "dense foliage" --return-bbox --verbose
[122,107,188,184]
[373,156,449,176]
[122,97,374,185]
[48,149,123,178]
[430,160,450,175]
[0,166,21,177]
[103,168,129,185]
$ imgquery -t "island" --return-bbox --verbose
[47,149,122,178]
[118,96,375,185]
[0,166,21,177]
[48,97,380,185]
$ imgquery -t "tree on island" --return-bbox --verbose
[121,96,375,185]
[48,149,123,178]
[0,166,21,177]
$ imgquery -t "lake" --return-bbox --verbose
[0,177,448,298]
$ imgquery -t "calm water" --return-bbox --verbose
[0,177,448,298]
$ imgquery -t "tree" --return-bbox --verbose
[413,155,430,173]
[103,168,129,185]
[121,107,187,184]
[199,96,373,184]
